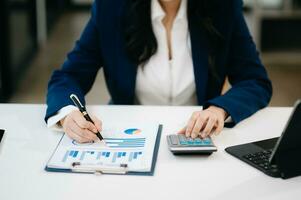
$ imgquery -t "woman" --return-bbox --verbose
[45,0,272,143]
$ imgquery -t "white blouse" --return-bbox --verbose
[135,0,197,106]
[47,0,197,129]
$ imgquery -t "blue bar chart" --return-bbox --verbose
[80,151,95,160]
[62,150,80,162]
[105,138,146,148]
[62,149,143,164]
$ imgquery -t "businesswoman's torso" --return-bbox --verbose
[96,0,235,106]
[45,0,272,127]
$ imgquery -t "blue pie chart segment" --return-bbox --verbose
[124,128,142,135]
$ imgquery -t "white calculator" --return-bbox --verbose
[167,134,217,155]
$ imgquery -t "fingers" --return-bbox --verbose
[69,120,98,141]
[63,121,88,143]
[185,112,199,137]
[177,126,186,135]
[215,118,224,136]
[62,110,103,143]
[184,107,227,139]
[65,126,89,143]
[191,116,207,139]
[72,111,96,132]
[91,115,102,132]
[202,116,217,138]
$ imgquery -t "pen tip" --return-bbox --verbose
[101,140,107,146]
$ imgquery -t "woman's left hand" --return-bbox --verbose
[178,106,228,139]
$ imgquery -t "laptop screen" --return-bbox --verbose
[0,129,4,143]
[270,100,301,163]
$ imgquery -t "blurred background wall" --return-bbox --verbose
[0,0,301,106]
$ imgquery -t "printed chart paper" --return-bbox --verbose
[47,123,160,172]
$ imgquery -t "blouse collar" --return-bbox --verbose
[151,0,187,22]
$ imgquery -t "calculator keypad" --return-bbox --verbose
[170,134,213,146]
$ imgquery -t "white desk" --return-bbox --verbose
[0,104,300,200]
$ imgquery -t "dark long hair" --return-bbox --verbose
[123,0,223,80]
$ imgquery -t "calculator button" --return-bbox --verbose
[180,141,188,145]
[178,135,186,141]
[187,140,194,145]
[186,138,193,145]
[178,135,186,144]
[170,135,179,145]
[203,138,212,145]
[194,138,202,145]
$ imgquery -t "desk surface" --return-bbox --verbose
[0,104,300,200]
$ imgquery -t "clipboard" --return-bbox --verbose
[45,124,162,176]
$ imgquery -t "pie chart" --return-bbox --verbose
[124,128,142,135]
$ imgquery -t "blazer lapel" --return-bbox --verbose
[116,48,137,104]
[115,3,137,105]
[188,10,209,105]
[102,0,137,105]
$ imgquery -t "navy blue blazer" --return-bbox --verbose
[45,0,272,127]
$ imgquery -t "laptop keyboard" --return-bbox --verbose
[243,149,277,171]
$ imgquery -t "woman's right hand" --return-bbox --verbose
[60,110,102,143]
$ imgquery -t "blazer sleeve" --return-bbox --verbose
[204,0,273,127]
[45,1,103,122]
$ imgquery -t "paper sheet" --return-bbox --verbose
[47,123,160,172]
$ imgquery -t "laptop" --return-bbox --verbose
[0,129,4,154]
[225,100,301,179]
[0,129,4,143]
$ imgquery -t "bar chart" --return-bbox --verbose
[105,138,146,148]
[70,138,146,148]
[62,149,143,164]
[62,150,79,162]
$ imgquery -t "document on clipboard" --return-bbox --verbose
[45,123,162,176]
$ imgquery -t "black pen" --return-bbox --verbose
[70,94,107,146]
